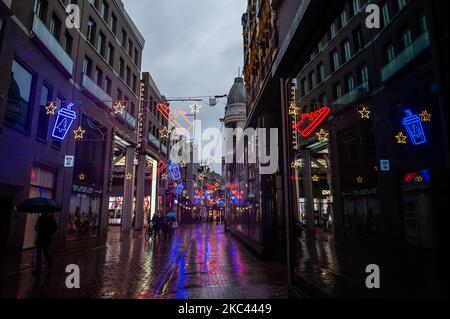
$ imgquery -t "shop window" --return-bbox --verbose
[67,194,101,240]
[5,59,35,132]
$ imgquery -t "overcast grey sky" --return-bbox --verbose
[123,0,246,122]
[123,0,246,172]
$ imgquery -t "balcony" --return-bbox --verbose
[81,74,113,109]
[31,15,73,77]
[381,32,430,82]
[333,81,369,108]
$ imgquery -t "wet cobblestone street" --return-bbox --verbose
[0,224,288,299]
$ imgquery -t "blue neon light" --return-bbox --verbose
[169,162,182,180]
[176,183,184,195]
[420,170,431,183]
[402,109,427,146]
[51,103,76,141]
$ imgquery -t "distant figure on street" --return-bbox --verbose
[151,214,161,239]
[33,212,58,275]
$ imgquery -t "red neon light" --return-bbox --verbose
[150,160,167,180]
[205,182,217,193]
[31,170,36,179]
[156,103,193,134]
[404,172,418,183]
[294,106,332,138]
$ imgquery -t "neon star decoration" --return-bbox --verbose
[150,161,167,180]
[316,129,329,142]
[357,176,364,184]
[402,109,427,145]
[73,126,86,140]
[189,101,202,114]
[45,102,57,115]
[161,173,168,180]
[294,106,332,138]
[113,101,126,114]
[419,110,432,122]
[157,103,193,134]
[159,126,172,140]
[291,161,301,169]
[125,173,133,180]
[395,132,408,144]
[415,175,424,183]
[312,175,320,182]
[52,103,76,141]
[359,106,371,119]
[79,173,86,181]
[179,160,187,168]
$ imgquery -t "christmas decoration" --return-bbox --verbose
[189,101,202,113]
[359,106,371,119]
[73,126,86,140]
[79,173,86,181]
[316,129,329,142]
[402,109,427,145]
[157,103,193,134]
[419,110,431,122]
[294,106,332,138]
[52,103,76,141]
[159,126,172,140]
[312,175,320,182]
[113,101,125,114]
[169,161,182,180]
[46,102,57,115]
[180,160,187,168]
[395,132,408,144]
[357,176,364,183]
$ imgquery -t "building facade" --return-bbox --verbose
[243,0,448,297]
[0,0,148,251]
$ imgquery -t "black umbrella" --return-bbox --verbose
[17,197,62,214]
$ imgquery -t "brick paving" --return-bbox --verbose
[0,224,288,299]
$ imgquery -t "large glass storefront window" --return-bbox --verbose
[67,191,101,240]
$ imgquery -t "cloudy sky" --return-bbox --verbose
[123,0,247,171]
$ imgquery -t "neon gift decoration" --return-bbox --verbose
[52,103,76,140]
[169,162,182,180]
[402,109,427,145]
[294,106,331,138]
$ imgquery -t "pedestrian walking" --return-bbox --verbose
[33,212,58,275]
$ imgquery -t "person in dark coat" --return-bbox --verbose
[33,212,58,275]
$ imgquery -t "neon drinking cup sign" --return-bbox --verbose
[52,102,76,141]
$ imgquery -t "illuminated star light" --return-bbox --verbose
[395,132,408,144]
[125,173,133,180]
[45,102,57,115]
[312,175,320,182]
[159,126,172,139]
[359,106,371,119]
[161,173,168,180]
[316,129,329,142]
[74,126,86,140]
[113,101,126,114]
[190,102,202,113]
[79,173,86,181]
[419,110,432,122]
[180,160,187,168]
[415,175,424,183]
[357,176,364,183]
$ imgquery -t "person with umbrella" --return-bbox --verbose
[33,212,57,274]
[18,198,60,275]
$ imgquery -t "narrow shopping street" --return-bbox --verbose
[0,224,288,299]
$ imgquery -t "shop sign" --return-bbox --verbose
[64,155,75,167]
[380,160,390,172]
[72,184,103,197]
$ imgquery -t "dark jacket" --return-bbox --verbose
[35,214,58,246]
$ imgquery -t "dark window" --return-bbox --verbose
[128,39,133,57]
[119,58,125,78]
[132,74,137,93]
[126,66,131,86]
[49,13,61,40]
[95,67,103,86]
[317,63,325,83]
[353,26,364,52]
[87,17,96,44]
[83,56,93,77]
[110,13,117,34]
[63,31,73,55]
[117,89,123,101]
[35,0,48,22]
[105,77,112,94]
[134,48,139,65]
[107,43,115,66]
[37,84,52,139]
[97,32,106,56]
[5,60,35,131]
[384,43,395,64]
[121,29,127,47]
[100,1,109,22]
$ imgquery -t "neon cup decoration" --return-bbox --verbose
[52,102,76,140]
[402,109,427,146]
[176,183,184,195]
[169,161,182,180]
